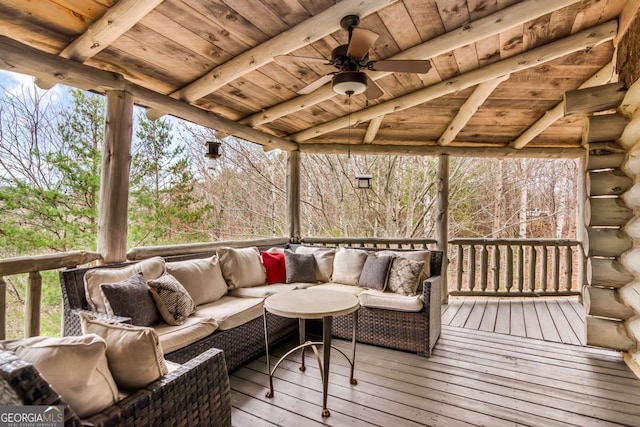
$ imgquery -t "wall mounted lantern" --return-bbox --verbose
[355,173,372,189]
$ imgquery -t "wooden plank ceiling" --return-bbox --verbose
[0,0,627,155]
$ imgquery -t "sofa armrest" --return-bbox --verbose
[64,309,132,336]
[85,348,231,426]
[422,275,442,355]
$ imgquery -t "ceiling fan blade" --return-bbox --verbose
[297,74,334,95]
[369,59,432,74]
[274,55,332,66]
[365,75,384,100]
[347,28,379,59]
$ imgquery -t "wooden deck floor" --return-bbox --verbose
[230,326,640,426]
[441,296,586,345]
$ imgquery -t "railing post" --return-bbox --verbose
[480,244,488,292]
[541,246,548,292]
[505,245,513,292]
[25,271,42,337]
[565,246,573,291]
[528,246,537,291]
[517,245,524,292]
[493,245,500,291]
[553,246,561,292]
[0,277,5,340]
[469,245,476,291]
[456,245,464,292]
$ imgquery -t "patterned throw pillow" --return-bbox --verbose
[100,273,159,327]
[358,255,392,290]
[387,257,425,296]
[284,250,317,283]
[147,273,196,325]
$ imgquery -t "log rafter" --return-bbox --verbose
[239,0,582,128]
[0,36,298,152]
[289,21,617,143]
[363,116,384,143]
[510,61,616,149]
[438,75,510,146]
[36,0,164,89]
[146,0,396,119]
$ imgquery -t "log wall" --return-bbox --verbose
[577,75,640,363]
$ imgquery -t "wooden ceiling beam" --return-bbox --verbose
[438,75,510,146]
[146,0,397,120]
[299,143,584,159]
[290,20,617,143]
[616,0,640,46]
[511,62,616,149]
[0,36,297,152]
[363,116,384,143]
[36,0,164,89]
[240,0,582,128]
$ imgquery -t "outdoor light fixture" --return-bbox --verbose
[205,140,222,169]
[332,72,367,96]
[205,140,222,159]
[355,173,372,189]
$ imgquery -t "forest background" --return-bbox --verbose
[0,75,579,337]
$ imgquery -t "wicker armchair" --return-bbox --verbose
[0,347,231,427]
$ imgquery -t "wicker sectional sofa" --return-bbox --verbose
[0,347,231,426]
[50,243,441,426]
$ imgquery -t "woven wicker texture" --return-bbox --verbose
[0,348,231,427]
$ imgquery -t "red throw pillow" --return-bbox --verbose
[261,251,286,285]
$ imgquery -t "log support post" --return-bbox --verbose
[97,90,134,264]
[25,271,41,337]
[0,277,5,340]
[436,154,449,303]
[287,150,301,243]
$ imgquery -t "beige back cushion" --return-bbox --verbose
[1,334,118,418]
[84,257,166,313]
[80,313,168,390]
[295,246,335,282]
[331,248,368,286]
[217,247,266,290]
[377,250,431,282]
[166,255,227,306]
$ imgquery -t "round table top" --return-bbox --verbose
[264,289,360,319]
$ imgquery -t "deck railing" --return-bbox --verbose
[0,251,102,339]
[299,237,437,249]
[449,238,583,296]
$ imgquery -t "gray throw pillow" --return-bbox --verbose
[387,257,425,296]
[100,273,159,326]
[284,251,317,284]
[358,255,392,290]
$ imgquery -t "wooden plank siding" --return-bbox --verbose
[441,296,586,345]
[230,325,640,426]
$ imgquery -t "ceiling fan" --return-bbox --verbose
[274,15,432,100]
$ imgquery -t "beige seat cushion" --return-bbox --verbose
[358,289,423,312]
[79,313,168,390]
[292,282,321,290]
[332,248,368,286]
[229,283,297,298]
[166,256,227,306]
[1,334,118,418]
[193,296,264,330]
[311,283,366,296]
[84,257,165,313]
[218,247,266,290]
[295,246,335,282]
[154,317,219,354]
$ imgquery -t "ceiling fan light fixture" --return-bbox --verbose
[332,71,367,96]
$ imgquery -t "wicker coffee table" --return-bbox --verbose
[263,289,359,417]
